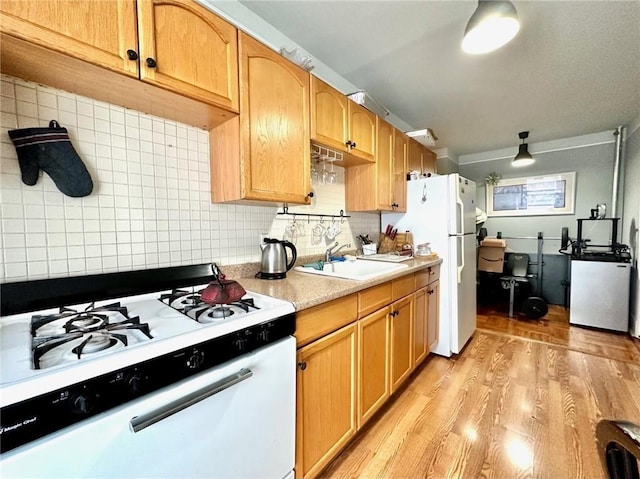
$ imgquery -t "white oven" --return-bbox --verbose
[0,264,297,479]
[1,336,295,479]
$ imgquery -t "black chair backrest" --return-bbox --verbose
[507,254,529,277]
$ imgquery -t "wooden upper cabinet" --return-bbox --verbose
[423,146,437,175]
[407,137,437,177]
[407,137,423,173]
[0,0,138,77]
[137,0,238,111]
[392,128,407,212]
[376,118,394,211]
[343,119,406,213]
[236,32,310,204]
[348,100,376,162]
[310,76,349,151]
[310,76,375,164]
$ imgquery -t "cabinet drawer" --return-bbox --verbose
[358,282,392,318]
[392,274,415,301]
[428,264,441,283]
[415,264,441,289]
[415,268,430,290]
[296,294,358,347]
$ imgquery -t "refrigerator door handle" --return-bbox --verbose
[457,236,464,284]
[456,193,464,235]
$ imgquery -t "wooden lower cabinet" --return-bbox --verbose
[413,287,428,367]
[427,280,440,351]
[296,323,358,479]
[357,306,390,428]
[295,267,440,478]
[389,294,413,393]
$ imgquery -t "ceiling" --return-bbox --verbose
[238,1,640,158]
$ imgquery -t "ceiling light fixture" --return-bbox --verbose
[512,131,535,167]
[462,1,520,55]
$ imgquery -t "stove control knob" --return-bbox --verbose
[69,392,95,415]
[187,350,205,370]
[258,328,270,343]
[126,374,144,395]
[233,336,248,352]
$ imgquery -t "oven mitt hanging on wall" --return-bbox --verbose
[8,120,93,197]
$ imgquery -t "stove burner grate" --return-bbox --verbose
[160,288,260,322]
[30,302,153,369]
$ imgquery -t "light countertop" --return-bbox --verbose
[223,257,443,311]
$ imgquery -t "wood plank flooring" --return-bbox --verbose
[320,306,640,478]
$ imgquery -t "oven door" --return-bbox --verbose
[0,337,295,479]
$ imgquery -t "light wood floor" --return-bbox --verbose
[320,305,640,478]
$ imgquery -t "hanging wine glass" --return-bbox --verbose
[320,155,329,184]
[327,157,337,184]
[310,152,319,184]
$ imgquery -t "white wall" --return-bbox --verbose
[0,75,379,282]
[622,118,640,337]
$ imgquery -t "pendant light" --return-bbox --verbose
[462,1,520,55]
[512,131,535,167]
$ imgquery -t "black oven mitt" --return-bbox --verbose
[7,120,93,197]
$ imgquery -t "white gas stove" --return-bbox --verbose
[0,264,296,479]
[1,287,294,406]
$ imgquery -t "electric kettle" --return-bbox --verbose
[256,238,297,279]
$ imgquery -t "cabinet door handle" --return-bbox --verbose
[390,311,398,317]
[391,203,398,208]
[351,142,357,149]
[428,289,434,295]
[306,191,314,199]
[298,361,307,370]
[126,49,139,61]
[345,140,353,148]
[146,57,157,68]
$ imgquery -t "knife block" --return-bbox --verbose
[378,234,396,254]
[378,231,413,254]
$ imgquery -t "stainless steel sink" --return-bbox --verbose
[294,259,409,281]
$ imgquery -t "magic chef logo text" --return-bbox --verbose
[0,416,37,434]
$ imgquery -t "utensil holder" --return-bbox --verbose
[362,244,377,256]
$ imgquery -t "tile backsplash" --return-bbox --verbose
[0,75,379,282]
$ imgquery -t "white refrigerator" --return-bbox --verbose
[382,174,477,357]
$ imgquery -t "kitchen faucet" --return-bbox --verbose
[325,242,351,263]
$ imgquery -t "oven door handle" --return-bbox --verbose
[130,368,253,433]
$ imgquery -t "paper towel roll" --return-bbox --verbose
[480,238,507,248]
